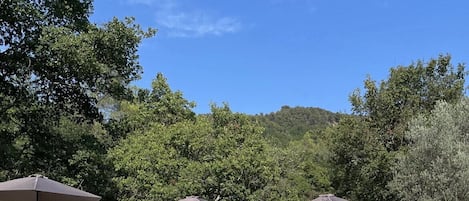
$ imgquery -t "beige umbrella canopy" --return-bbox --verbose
[0,175,101,201]
[312,194,348,201]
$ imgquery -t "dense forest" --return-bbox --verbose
[253,106,342,146]
[1,1,469,201]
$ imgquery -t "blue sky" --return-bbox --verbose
[91,0,469,114]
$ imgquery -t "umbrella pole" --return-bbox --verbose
[36,191,38,201]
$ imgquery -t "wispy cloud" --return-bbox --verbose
[126,0,242,37]
[157,12,241,37]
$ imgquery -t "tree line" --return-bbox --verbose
[1,1,468,200]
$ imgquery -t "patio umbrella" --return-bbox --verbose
[0,175,101,201]
[311,194,348,201]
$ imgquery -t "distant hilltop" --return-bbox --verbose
[252,105,343,145]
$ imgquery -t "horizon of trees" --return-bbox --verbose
[1,1,469,201]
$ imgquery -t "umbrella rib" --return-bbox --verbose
[34,176,39,190]
[33,175,39,201]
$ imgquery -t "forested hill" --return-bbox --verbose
[252,106,342,145]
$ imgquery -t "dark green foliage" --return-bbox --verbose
[251,106,341,200]
[2,0,90,117]
[275,130,334,200]
[350,54,465,150]
[1,0,93,180]
[110,105,280,201]
[390,99,469,200]
[106,73,196,139]
[0,1,154,200]
[330,117,395,201]
[32,17,153,118]
[254,106,341,145]
[1,0,154,119]
[331,55,466,201]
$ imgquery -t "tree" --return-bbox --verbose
[331,55,465,201]
[110,105,280,201]
[106,73,196,141]
[1,0,92,180]
[48,116,118,201]
[275,130,333,200]
[0,1,154,201]
[350,54,465,150]
[1,1,154,119]
[389,99,469,201]
[330,117,395,201]
[253,106,341,146]
[131,73,196,126]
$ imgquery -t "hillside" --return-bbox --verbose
[252,106,342,145]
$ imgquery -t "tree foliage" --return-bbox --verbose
[330,117,395,201]
[350,54,465,150]
[275,130,333,200]
[390,99,469,201]
[2,1,469,201]
[254,106,341,145]
[106,73,196,142]
[331,55,466,201]
[110,105,279,201]
[0,1,154,200]
[1,0,154,119]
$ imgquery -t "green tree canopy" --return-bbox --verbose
[0,2,154,201]
[350,54,465,150]
[1,0,155,119]
[390,99,469,201]
[275,130,333,200]
[110,105,279,201]
[331,55,466,201]
[254,106,341,145]
[330,116,395,201]
[106,73,196,142]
